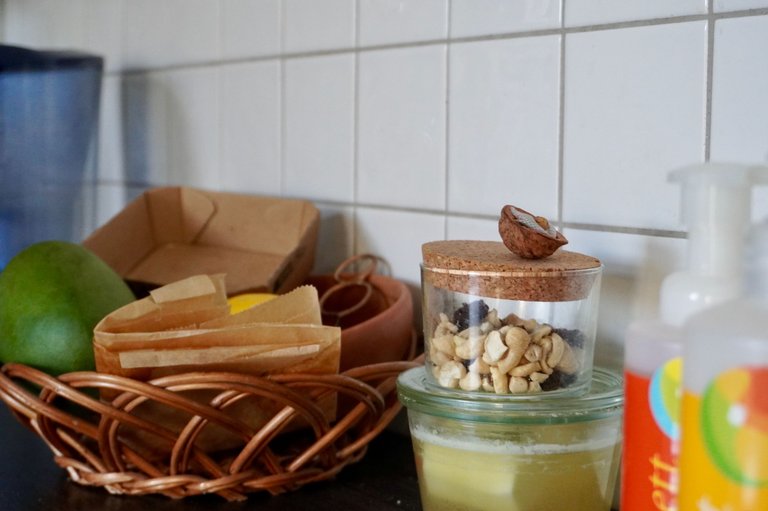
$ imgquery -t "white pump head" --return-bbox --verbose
[659,163,768,326]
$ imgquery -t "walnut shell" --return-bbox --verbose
[498,205,568,259]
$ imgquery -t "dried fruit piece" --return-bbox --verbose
[498,204,568,259]
[452,300,490,330]
[553,327,586,349]
[540,370,578,391]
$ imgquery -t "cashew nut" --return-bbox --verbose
[521,318,538,332]
[497,348,524,374]
[538,336,554,373]
[435,315,458,338]
[459,371,483,391]
[468,356,491,375]
[432,334,455,356]
[430,350,453,367]
[505,326,530,349]
[547,333,566,368]
[483,330,507,363]
[490,367,509,395]
[510,361,541,377]
[454,334,484,360]
[524,344,543,363]
[556,341,579,374]
[457,325,481,340]
[437,360,467,388]
[486,308,502,329]
[509,376,529,394]
[531,325,553,343]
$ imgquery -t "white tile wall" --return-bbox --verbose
[3,0,85,50]
[162,68,220,189]
[282,0,355,53]
[3,0,122,71]
[81,0,122,72]
[4,1,768,366]
[219,61,281,195]
[564,0,706,27]
[284,54,355,202]
[314,204,355,274]
[446,216,499,241]
[715,0,768,11]
[710,16,768,165]
[221,0,281,60]
[358,0,448,46]
[98,75,124,183]
[710,15,768,221]
[355,207,445,286]
[92,184,124,229]
[450,0,561,37]
[121,0,219,70]
[357,45,447,210]
[563,21,708,230]
[449,35,560,219]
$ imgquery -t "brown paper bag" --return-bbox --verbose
[92,274,341,453]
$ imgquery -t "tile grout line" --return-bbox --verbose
[216,0,224,191]
[102,171,687,239]
[279,0,287,197]
[443,0,452,239]
[557,0,567,229]
[352,0,361,256]
[704,3,716,161]
[106,8,768,78]
[311,198,688,238]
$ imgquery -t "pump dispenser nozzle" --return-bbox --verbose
[659,163,768,326]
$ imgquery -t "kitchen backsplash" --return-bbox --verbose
[3,0,768,369]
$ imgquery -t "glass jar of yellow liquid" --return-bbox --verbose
[397,367,623,511]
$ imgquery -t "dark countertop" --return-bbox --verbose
[0,404,422,511]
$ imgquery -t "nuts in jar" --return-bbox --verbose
[427,300,584,394]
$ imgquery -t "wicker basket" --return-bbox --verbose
[0,353,422,502]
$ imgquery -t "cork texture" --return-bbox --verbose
[422,240,601,301]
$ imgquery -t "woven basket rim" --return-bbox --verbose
[0,350,423,502]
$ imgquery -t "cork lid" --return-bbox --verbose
[422,240,601,301]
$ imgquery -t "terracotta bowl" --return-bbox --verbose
[304,274,415,371]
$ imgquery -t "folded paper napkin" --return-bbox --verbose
[92,274,341,452]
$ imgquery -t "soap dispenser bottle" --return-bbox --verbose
[678,217,768,510]
[621,163,768,511]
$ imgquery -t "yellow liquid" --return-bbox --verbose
[412,429,621,511]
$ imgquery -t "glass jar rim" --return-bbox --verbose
[397,366,623,424]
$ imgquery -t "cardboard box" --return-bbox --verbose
[83,187,320,295]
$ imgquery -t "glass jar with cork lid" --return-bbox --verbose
[421,208,602,397]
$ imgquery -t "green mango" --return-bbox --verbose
[0,241,134,375]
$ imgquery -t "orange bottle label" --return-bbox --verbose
[623,358,682,511]
[679,367,768,510]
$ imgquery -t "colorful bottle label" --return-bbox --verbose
[623,357,682,511]
[679,366,768,510]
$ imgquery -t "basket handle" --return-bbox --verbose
[320,254,389,325]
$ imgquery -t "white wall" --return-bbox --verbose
[3,0,768,369]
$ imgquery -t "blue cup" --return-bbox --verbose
[0,45,103,269]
